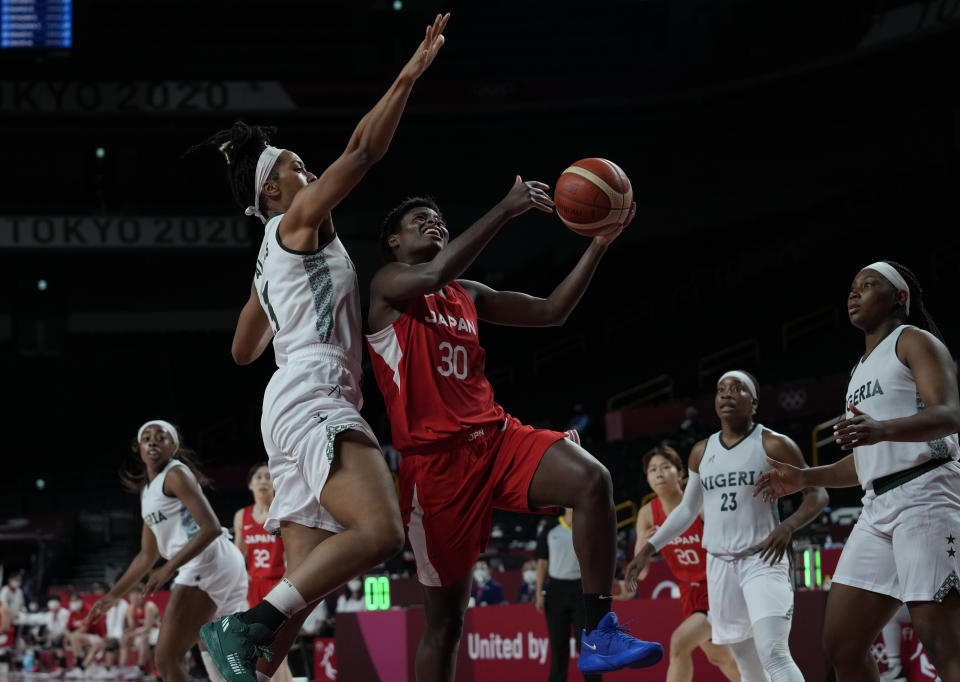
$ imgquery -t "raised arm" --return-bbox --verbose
[755,431,828,564]
[368,177,554,321]
[232,280,274,365]
[459,203,634,326]
[280,13,450,248]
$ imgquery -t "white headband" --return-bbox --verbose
[862,261,910,315]
[718,371,758,400]
[244,146,286,224]
[137,420,180,449]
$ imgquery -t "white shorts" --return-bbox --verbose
[706,552,794,645]
[174,532,249,618]
[833,460,960,603]
[261,348,379,535]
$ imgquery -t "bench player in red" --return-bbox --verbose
[630,444,739,682]
[366,178,662,681]
[233,463,292,682]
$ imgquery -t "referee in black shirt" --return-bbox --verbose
[535,508,602,682]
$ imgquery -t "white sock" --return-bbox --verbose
[264,578,307,618]
[201,651,228,682]
[256,672,271,682]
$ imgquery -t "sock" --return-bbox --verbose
[200,651,228,682]
[256,672,271,682]
[583,593,612,633]
[240,578,305,632]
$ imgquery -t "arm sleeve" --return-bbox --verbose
[647,472,704,553]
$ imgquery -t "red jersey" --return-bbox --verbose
[67,604,106,637]
[366,282,506,453]
[241,506,285,578]
[650,497,707,583]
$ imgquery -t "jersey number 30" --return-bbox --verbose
[437,342,468,380]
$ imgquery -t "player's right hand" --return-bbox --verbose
[84,595,116,626]
[535,593,545,613]
[754,457,806,502]
[400,13,450,81]
[501,175,555,218]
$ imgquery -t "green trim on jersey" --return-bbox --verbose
[303,251,334,342]
[274,216,322,256]
[859,324,901,364]
[718,422,758,450]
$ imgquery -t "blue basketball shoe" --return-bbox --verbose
[578,611,664,673]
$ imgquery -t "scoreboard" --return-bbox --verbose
[1,0,71,49]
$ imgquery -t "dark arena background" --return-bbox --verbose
[2,0,959,680]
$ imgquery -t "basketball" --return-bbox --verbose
[554,158,633,235]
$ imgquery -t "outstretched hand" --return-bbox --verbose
[499,175,555,218]
[834,404,886,451]
[624,543,654,585]
[594,201,636,246]
[84,595,117,627]
[401,13,451,81]
[754,457,806,503]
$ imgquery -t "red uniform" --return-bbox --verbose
[241,505,285,605]
[67,605,106,637]
[651,496,710,618]
[367,282,565,587]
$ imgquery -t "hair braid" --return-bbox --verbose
[884,260,946,344]
[184,121,278,212]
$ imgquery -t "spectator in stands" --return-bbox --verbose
[79,591,130,676]
[45,595,72,674]
[470,560,506,606]
[65,592,106,678]
[120,583,159,675]
[516,560,538,604]
[335,579,366,613]
[0,572,25,613]
[300,599,333,638]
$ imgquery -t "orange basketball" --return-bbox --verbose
[554,158,633,235]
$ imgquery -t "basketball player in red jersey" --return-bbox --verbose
[367,178,662,681]
[233,463,292,682]
[631,445,739,682]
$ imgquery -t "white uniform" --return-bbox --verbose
[141,460,248,617]
[254,216,378,534]
[699,425,794,645]
[833,325,960,602]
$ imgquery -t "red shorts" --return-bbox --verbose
[400,415,566,587]
[679,580,710,619]
[248,575,283,606]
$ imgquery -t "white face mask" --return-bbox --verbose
[523,570,537,585]
[473,569,489,585]
[69,601,83,612]
[347,580,362,593]
[48,600,60,611]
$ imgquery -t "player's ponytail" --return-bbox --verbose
[884,260,947,346]
[184,121,278,213]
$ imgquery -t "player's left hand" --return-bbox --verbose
[594,202,636,246]
[834,404,886,451]
[144,564,175,596]
[757,524,793,564]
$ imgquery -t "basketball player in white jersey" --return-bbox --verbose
[626,370,828,682]
[755,260,960,681]
[191,15,450,682]
[86,421,248,682]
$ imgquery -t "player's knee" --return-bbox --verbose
[821,630,857,666]
[910,618,946,664]
[580,459,613,502]
[364,515,405,563]
[425,612,464,648]
[669,630,694,656]
[702,646,729,668]
[152,644,180,677]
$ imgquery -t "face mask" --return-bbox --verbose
[69,601,83,612]
[523,570,537,585]
[473,569,489,585]
[347,580,362,593]
[48,601,60,611]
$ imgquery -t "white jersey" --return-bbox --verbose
[140,459,208,561]
[846,324,959,492]
[254,216,363,372]
[699,424,780,557]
